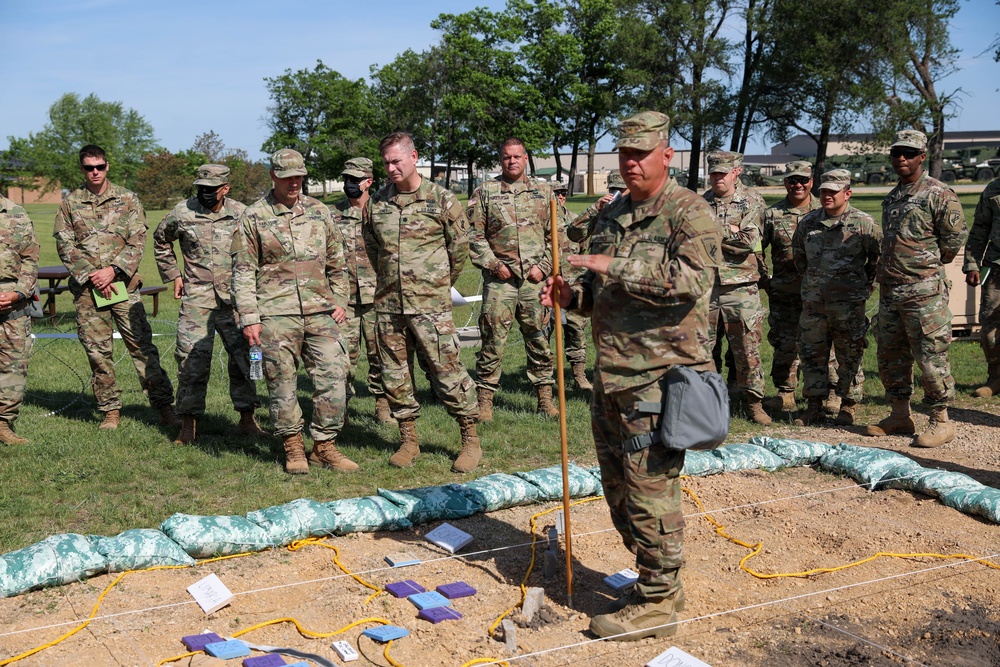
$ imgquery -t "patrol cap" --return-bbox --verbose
[707,151,743,174]
[614,111,670,151]
[551,178,569,192]
[608,172,627,191]
[890,129,927,152]
[342,157,373,179]
[784,161,812,179]
[818,169,852,192]
[270,148,308,178]
[193,164,230,187]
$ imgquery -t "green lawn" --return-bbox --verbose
[0,189,987,554]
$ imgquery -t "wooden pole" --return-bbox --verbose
[549,198,574,608]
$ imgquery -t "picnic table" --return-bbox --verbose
[36,265,169,319]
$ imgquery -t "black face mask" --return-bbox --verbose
[343,181,364,199]
[197,185,222,209]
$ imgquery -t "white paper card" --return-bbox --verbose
[186,573,234,615]
[646,646,712,667]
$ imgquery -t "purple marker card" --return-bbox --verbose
[243,654,287,667]
[385,580,426,598]
[418,606,463,624]
[181,632,225,651]
[436,582,476,599]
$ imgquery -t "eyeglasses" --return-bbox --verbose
[82,163,108,172]
[786,176,810,186]
[890,148,923,159]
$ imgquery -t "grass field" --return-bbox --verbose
[0,188,988,555]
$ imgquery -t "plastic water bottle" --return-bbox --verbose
[249,344,263,381]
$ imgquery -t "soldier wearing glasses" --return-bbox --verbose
[866,130,967,448]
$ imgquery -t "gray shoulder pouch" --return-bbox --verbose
[625,366,729,453]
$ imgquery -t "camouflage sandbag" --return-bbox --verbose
[326,496,413,534]
[910,469,983,506]
[973,487,1000,524]
[712,444,786,473]
[939,483,989,515]
[877,461,934,492]
[748,435,832,467]
[160,514,272,558]
[681,450,725,477]
[246,499,341,547]
[0,534,107,598]
[584,466,606,496]
[818,445,920,490]
[515,462,603,500]
[456,473,544,512]
[378,485,485,525]
[97,529,196,572]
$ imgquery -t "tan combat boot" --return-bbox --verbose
[477,387,494,423]
[572,362,593,391]
[825,389,841,419]
[535,385,559,418]
[914,407,955,448]
[309,439,359,472]
[281,433,309,474]
[174,415,196,444]
[374,396,396,424]
[452,417,482,473]
[865,398,916,436]
[589,595,679,641]
[99,410,121,430]
[794,398,826,426]
[747,395,772,425]
[779,391,797,412]
[389,418,420,468]
[236,410,266,437]
[973,380,1000,398]
[0,421,29,445]
[159,404,182,428]
[607,586,686,614]
[833,397,858,426]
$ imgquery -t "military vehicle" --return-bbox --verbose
[939,145,1000,183]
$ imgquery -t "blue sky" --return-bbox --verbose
[2,0,998,159]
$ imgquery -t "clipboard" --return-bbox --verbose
[92,281,128,308]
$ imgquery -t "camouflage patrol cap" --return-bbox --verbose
[193,164,230,187]
[707,151,743,174]
[818,169,852,192]
[270,148,307,178]
[607,172,627,191]
[784,161,812,179]
[342,157,373,179]
[890,129,927,152]
[551,178,569,192]
[614,111,670,151]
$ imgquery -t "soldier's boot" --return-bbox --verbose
[99,410,121,430]
[833,398,858,426]
[779,391,797,412]
[477,387,494,423]
[747,395,772,426]
[389,418,420,468]
[973,380,1000,398]
[281,433,309,475]
[607,586,686,614]
[174,416,196,444]
[825,390,841,419]
[236,410,266,437]
[865,398,916,436]
[452,417,482,474]
[589,595,679,641]
[572,362,593,391]
[374,397,396,424]
[914,407,955,448]
[159,404,182,428]
[794,398,826,426]
[308,439,359,472]
[535,385,560,418]
[0,421,29,445]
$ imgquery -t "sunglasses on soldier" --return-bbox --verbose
[890,147,922,159]
[82,163,108,172]
[786,176,810,185]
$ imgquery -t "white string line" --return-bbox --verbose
[798,613,932,667]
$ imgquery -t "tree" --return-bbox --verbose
[134,150,192,210]
[187,133,271,204]
[6,93,158,194]
[729,0,773,152]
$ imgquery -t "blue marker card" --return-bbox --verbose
[385,580,426,598]
[181,632,225,651]
[436,582,476,599]
[243,654,287,667]
[384,552,421,567]
[418,606,463,624]
[604,568,639,591]
[362,625,410,642]
[204,639,251,659]
[408,591,451,610]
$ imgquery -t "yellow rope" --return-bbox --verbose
[288,536,385,601]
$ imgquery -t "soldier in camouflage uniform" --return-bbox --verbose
[963,173,1000,397]
[332,157,393,423]
[552,179,592,391]
[364,132,481,473]
[0,195,39,445]
[792,170,881,426]
[154,164,263,445]
[703,151,770,424]
[231,149,358,474]
[866,130,968,447]
[469,138,558,419]
[54,144,179,430]
[543,111,720,641]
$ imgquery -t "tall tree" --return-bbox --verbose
[729,0,773,152]
[134,150,192,209]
